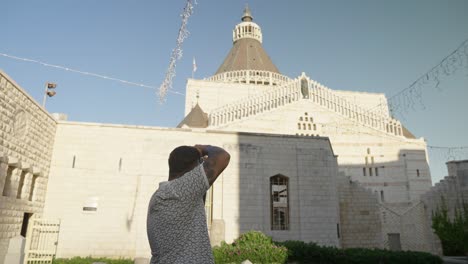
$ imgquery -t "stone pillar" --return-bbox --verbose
[210,219,225,247]
[3,236,25,264]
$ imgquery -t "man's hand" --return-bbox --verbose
[194,145,230,186]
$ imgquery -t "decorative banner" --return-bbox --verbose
[158,0,197,102]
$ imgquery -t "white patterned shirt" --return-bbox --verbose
[147,164,213,264]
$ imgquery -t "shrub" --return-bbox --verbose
[432,197,468,255]
[213,230,288,264]
[276,240,443,264]
[52,256,133,264]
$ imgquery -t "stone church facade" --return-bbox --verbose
[1,6,459,263]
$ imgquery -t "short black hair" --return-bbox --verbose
[168,146,201,180]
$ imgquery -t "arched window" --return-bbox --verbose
[270,175,289,230]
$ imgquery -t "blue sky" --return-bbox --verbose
[2,0,468,183]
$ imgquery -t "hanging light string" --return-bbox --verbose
[320,37,468,162]
[0,52,185,96]
[158,0,197,102]
[363,37,468,117]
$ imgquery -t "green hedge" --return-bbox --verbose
[52,257,133,264]
[277,240,443,264]
[213,231,288,263]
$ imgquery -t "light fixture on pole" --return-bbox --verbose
[42,82,57,108]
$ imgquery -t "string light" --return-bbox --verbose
[0,52,185,96]
[364,37,468,117]
[158,0,197,102]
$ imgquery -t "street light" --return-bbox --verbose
[42,82,57,108]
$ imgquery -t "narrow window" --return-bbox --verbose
[365,157,368,165]
[380,190,385,202]
[369,167,373,176]
[119,158,123,172]
[17,171,27,199]
[305,117,308,121]
[371,157,374,164]
[313,124,317,130]
[271,175,289,230]
[20,213,33,237]
[310,117,314,122]
[298,123,301,130]
[72,155,76,168]
[337,223,340,238]
[367,148,371,154]
[303,124,306,130]
[416,169,420,177]
[363,167,366,176]
[308,124,311,130]
[299,117,303,121]
[375,167,379,176]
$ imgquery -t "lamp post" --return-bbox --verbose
[42,82,57,108]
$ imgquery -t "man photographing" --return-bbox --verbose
[147,145,230,264]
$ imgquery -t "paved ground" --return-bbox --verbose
[443,257,468,264]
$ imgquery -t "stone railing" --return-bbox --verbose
[208,75,404,137]
[205,70,291,86]
[209,78,301,126]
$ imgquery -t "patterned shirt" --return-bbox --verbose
[147,164,213,264]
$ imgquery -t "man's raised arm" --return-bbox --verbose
[195,145,230,186]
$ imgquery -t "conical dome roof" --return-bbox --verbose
[215,6,280,74]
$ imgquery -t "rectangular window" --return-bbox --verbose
[369,167,373,176]
[380,190,385,202]
[363,167,366,176]
[20,213,33,237]
[271,176,289,230]
[416,169,420,177]
[375,167,379,176]
[365,157,368,165]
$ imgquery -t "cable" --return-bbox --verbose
[0,52,185,96]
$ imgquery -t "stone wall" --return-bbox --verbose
[420,160,468,255]
[338,174,383,248]
[212,98,432,204]
[0,70,57,262]
[380,203,434,253]
[43,122,340,260]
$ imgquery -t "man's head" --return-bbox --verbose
[168,146,201,181]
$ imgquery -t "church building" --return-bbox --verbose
[0,6,443,263]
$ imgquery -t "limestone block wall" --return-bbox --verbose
[380,203,433,253]
[0,70,57,261]
[184,79,271,115]
[420,160,468,255]
[211,98,432,203]
[338,175,383,249]
[44,122,340,260]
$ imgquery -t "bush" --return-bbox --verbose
[276,240,443,264]
[432,198,468,255]
[52,256,133,264]
[213,231,288,264]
